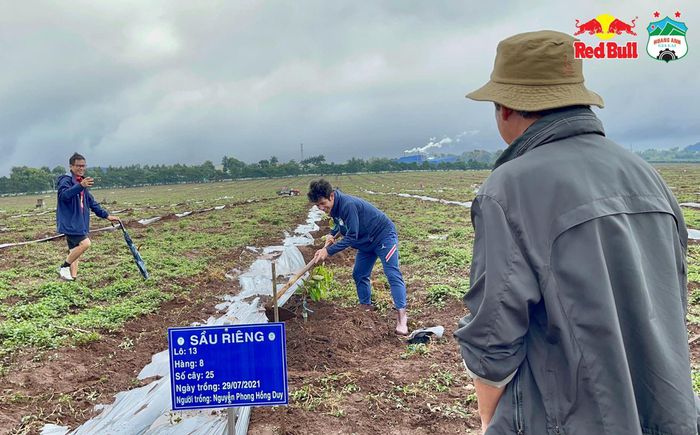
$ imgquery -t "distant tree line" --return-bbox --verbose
[221,154,494,179]
[0,153,497,195]
[6,144,700,194]
[635,145,700,162]
[0,162,222,195]
[0,166,67,195]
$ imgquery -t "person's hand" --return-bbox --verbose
[80,177,94,188]
[106,215,120,224]
[323,234,335,248]
[313,248,329,263]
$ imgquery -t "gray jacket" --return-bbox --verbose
[454,107,697,434]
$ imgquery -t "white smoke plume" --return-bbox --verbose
[404,130,480,154]
[404,136,453,154]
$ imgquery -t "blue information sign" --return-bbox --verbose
[168,323,288,410]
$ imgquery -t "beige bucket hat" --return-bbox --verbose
[466,30,604,111]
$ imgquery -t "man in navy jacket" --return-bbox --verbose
[309,179,408,335]
[56,152,119,280]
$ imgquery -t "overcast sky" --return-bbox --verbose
[0,0,697,175]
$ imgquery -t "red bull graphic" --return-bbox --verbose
[608,17,637,36]
[574,18,603,36]
[573,13,639,59]
[647,11,688,62]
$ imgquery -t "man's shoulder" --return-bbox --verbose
[487,135,640,184]
[56,174,73,187]
[482,135,643,198]
[336,191,362,208]
[480,134,667,217]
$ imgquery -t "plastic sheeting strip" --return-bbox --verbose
[2,196,290,248]
[363,190,472,208]
[41,206,324,435]
[0,226,118,250]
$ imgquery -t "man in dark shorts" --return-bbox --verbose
[56,152,118,280]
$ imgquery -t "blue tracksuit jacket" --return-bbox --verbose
[326,189,395,256]
[56,174,109,236]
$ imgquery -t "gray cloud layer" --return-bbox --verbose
[1,0,697,175]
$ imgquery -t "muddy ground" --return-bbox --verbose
[0,235,278,434]
[248,293,479,434]
[1,223,698,435]
[1,214,481,434]
[247,223,482,434]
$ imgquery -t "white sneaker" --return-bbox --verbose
[59,266,73,281]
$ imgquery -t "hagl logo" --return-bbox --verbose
[573,14,639,59]
[647,11,688,62]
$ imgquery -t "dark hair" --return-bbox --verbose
[494,103,590,118]
[69,152,86,165]
[307,179,333,203]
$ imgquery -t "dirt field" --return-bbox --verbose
[1,170,699,434]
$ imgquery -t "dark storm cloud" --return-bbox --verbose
[0,0,697,175]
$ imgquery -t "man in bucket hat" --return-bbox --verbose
[453,31,698,434]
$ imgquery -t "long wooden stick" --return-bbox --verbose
[269,258,317,305]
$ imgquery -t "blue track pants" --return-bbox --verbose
[352,232,407,309]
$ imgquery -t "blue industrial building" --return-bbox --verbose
[395,154,458,165]
[428,156,458,164]
[396,154,427,164]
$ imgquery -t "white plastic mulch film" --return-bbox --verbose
[41,207,324,435]
[363,189,472,208]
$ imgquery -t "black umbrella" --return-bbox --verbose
[116,219,149,279]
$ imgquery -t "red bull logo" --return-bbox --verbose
[574,18,604,36]
[609,17,638,36]
[573,14,639,59]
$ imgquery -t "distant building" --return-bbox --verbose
[395,154,459,165]
[686,142,700,152]
[396,154,427,164]
[428,156,458,164]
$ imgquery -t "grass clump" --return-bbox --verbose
[426,284,464,307]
